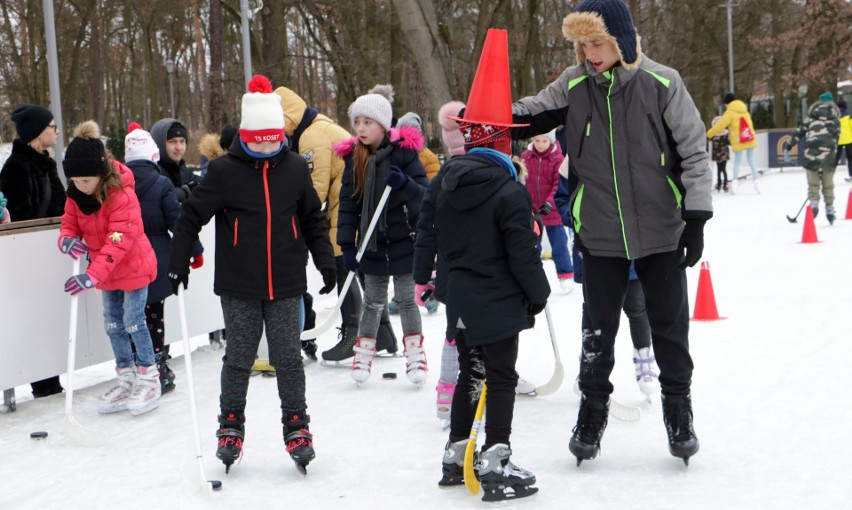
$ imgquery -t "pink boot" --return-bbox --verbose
[436,381,455,420]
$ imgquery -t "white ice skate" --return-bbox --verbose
[559,278,575,294]
[127,364,161,416]
[402,334,428,385]
[98,366,137,414]
[350,336,377,384]
[515,376,537,396]
[633,347,659,402]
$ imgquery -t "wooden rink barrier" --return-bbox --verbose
[0,218,223,409]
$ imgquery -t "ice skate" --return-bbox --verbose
[662,394,699,465]
[301,339,318,362]
[216,411,245,473]
[515,376,537,396]
[321,325,357,366]
[810,200,819,218]
[350,336,377,384]
[826,204,836,225]
[425,296,440,314]
[438,438,468,487]
[156,353,175,395]
[402,334,428,385]
[633,347,659,402]
[753,180,761,194]
[559,277,575,294]
[436,381,455,422]
[375,321,400,357]
[251,358,275,376]
[478,443,538,502]
[283,412,315,475]
[388,299,399,315]
[127,364,161,416]
[98,366,136,414]
[569,395,609,465]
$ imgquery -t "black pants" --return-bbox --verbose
[336,256,362,327]
[836,144,851,177]
[580,250,692,398]
[145,300,166,354]
[581,279,650,350]
[219,295,305,415]
[716,160,728,188]
[449,332,519,448]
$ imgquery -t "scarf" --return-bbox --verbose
[359,138,395,252]
[66,183,102,215]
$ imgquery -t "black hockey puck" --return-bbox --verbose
[30,431,48,440]
[382,372,397,380]
[210,480,223,491]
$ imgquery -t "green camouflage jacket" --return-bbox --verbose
[790,101,841,172]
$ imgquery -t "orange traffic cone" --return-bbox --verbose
[801,205,819,243]
[692,261,725,321]
[845,189,852,220]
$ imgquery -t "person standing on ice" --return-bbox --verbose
[706,92,760,194]
[334,91,429,385]
[785,91,841,224]
[429,28,550,502]
[166,75,336,474]
[510,0,712,466]
[58,120,161,416]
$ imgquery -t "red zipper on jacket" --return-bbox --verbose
[234,217,239,246]
[291,216,298,239]
[262,160,274,300]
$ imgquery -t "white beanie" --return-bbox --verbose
[397,112,422,131]
[543,129,556,142]
[125,122,160,163]
[239,75,285,143]
[348,93,393,132]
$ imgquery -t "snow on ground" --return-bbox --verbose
[3,167,852,509]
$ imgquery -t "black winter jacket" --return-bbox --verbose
[432,155,550,346]
[168,142,335,301]
[0,139,66,220]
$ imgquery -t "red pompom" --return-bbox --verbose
[127,121,143,133]
[247,74,273,94]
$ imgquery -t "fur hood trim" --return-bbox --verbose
[333,125,424,158]
[198,133,227,161]
[562,11,642,70]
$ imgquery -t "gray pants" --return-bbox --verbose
[220,295,305,415]
[359,274,421,338]
[807,169,835,206]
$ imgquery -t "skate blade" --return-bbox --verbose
[320,360,352,368]
[295,462,308,475]
[261,371,276,378]
[482,485,538,502]
[440,418,451,430]
[375,352,403,358]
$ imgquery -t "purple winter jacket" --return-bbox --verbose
[521,141,564,227]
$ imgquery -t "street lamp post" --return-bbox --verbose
[722,0,737,95]
[165,58,176,118]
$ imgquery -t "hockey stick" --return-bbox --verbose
[177,287,223,492]
[464,384,487,495]
[608,397,641,422]
[301,186,393,340]
[535,305,564,396]
[786,198,809,223]
[64,257,106,447]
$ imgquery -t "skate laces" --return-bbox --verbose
[573,399,608,442]
[664,398,694,441]
[285,429,313,453]
[633,350,658,381]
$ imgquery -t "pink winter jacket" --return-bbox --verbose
[59,162,157,291]
[521,141,564,227]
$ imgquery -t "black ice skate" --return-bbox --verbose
[569,395,609,466]
[156,354,176,394]
[301,339,318,362]
[284,412,315,475]
[438,438,468,487]
[376,320,400,356]
[662,394,700,465]
[477,443,538,502]
[321,326,357,365]
[216,411,245,473]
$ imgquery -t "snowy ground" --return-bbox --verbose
[4,167,852,509]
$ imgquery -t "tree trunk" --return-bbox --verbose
[88,0,104,125]
[208,0,224,128]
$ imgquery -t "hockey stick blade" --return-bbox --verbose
[609,397,641,422]
[64,414,106,447]
[535,305,564,396]
[464,385,487,495]
[198,457,222,492]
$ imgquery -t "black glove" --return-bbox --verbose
[527,301,547,316]
[538,201,553,216]
[385,165,408,190]
[678,219,706,269]
[319,268,337,295]
[342,246,360,273]
[168,271,189,296]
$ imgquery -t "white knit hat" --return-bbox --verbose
[239,75,285,143]
[348,93,393,132]
[543,129,556,142]
[125,122,160,163]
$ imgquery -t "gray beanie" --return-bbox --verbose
[348,93,393,132]
[397,112,423,131]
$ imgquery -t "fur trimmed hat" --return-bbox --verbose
[64,121,109,179]
[562,0,641,69]
[124,122,160,163]
[239,75,286,143]
[438,101,466,156]
[348,93,393,132]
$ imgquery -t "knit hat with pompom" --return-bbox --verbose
[438,101,466,156]
[64,120,109,179]
[124,122,160,163]
[239,75,286,143]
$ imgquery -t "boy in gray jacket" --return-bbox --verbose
[510,0,712,466]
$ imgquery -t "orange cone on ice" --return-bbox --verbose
[801,205,819,243]
[692,262,725,321]
[845,189,852,220]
